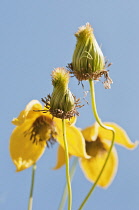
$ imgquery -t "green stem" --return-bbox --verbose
[62,119,72,210]
[58,157,78,210]
[78,79,115,210]
[28,163,36,210]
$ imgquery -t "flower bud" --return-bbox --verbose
[51,67,69,89]
[42,68,81,119]
[69,23,113,88]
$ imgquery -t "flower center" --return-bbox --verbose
[24,115,57,145]
[85,137,106,157]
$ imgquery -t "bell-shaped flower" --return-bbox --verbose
[9,100,89,172]
[54,122,138,187]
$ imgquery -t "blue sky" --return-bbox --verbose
[1,0,139,209]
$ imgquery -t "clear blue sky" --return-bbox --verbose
[1,0,139,209]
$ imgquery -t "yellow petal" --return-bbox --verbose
[9,119,46,171]
[55,120,89,158]
[53,145,71,169]
[80,142,118,188]
[98,122,138,149]
[12,110,27,126]
[54,116,77,126]
[26,100,43,119]
[12,100,42,126]
[65,116,77,125]
[81,122,99,142]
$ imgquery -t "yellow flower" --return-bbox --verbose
[54,122,138,187]
[9,100,88,172]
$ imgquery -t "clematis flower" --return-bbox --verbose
[54,122,138,187]
[9,100,89,172]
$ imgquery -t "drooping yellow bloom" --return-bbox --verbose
[9,100,89,172]
[54,122,138,187]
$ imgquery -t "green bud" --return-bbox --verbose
[69,23,113,88]
[43,68,81,119]
[51,67,69,89]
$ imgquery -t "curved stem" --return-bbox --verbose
[89,79,114,131]
[28,163,36,210]
[58,157,78,210]
[78,79,115,210]
[62,119,72,210]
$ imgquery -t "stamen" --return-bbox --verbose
[24,115,57,145]
[67,62,113,89]
[41,95,83,119]
[103,71,113,89]
[46,137,56,148]
[85,137,106,157]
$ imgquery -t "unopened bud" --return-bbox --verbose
[69,23,113,88]
[42,68,81,119]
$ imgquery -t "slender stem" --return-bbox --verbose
[88,79,114,131]
[62,119,72,210]
[58,157,78,210]
[28,163,36,210]
[78,79,115,210]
